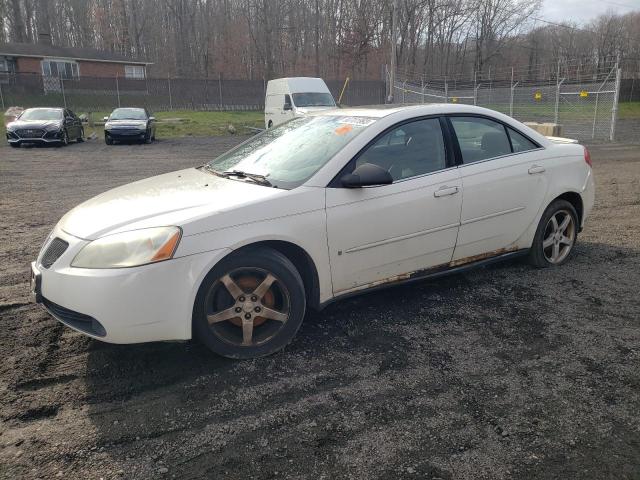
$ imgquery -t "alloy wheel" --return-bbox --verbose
[205,268,291,347]
[542,209,576,264]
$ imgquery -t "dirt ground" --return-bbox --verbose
[0,137,639,480]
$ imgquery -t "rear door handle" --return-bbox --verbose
[528,165,546,174]
[434,185,459,197]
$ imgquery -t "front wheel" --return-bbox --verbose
[105,135,113,145]
[77,128,85,142]
[193,248,306,359]
[529,199,578,267]
[9,143,19,148]
[60,129,69,146]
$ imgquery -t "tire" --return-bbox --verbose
[267,120,273,129]
[77,128,85,142]
[193,247,306,359]
[61,129,69,146]
[9,143,19,148]
[105,135,113,145]
[528,199,579,268]
[144,131,152,144]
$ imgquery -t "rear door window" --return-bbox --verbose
[450,117,511,163]
[507,127,539,153]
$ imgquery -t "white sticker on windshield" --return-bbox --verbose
[337,117,376,127]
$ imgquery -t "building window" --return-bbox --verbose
[42,59,79,79]
[125,65,145,79]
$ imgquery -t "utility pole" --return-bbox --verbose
[387,0,398,103]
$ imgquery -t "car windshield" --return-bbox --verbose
[109,108,147,120]
[292,92,335,107]
[19,108,63,121]
[206,115,375,189]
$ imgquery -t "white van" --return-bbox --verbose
[264,77,336,129]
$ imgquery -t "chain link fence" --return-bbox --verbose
[0,73,386,115]
[388,61,627,142]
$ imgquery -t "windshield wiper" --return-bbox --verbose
[203,166,273,187]
[223,170,272,187]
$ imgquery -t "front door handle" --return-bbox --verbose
[434,185,459,197]
[528,165,546,174]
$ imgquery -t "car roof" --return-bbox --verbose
[312,103,509,119]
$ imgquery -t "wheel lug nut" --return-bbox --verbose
[235,307,242,313]
[254,306,261,313]
[244,313,251,319]
[238,296,245,302]
[251,295,258,302]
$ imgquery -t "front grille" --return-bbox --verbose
[16,128,44,138]
[112,129,143,136]
[41,238,69,268]
[42,297,106,337]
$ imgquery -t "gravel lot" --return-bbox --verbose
[0,137,639,480]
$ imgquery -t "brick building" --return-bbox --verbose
[0,34,151,81]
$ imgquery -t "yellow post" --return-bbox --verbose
[338,77,350,105]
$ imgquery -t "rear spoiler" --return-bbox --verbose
[546,136,579,144]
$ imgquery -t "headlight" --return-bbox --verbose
[71,227,182,269]
[45,124,62,132]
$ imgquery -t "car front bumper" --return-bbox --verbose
[33,227,230,344]
[105,129,147,141]
[7,130,64,144]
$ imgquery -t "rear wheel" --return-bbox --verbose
[529,199,578,267]
[193,248,306,359]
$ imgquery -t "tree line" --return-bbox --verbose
[1,0,639,80]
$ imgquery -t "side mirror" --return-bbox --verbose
[283,103,292,111]
[340,163,393,188]
[103,116,109,121]
[149,116,156,121]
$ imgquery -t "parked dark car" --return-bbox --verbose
[6,107,84,148]
[104,108,156,145]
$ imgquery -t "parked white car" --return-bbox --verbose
[264,77,336,129]
[31,104,595,359]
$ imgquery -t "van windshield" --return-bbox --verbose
[206,115,375,189]
[292,92,335,107]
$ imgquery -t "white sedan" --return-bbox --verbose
[31,105,595,358]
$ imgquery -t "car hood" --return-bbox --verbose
[7,119,62,130]
[59,167,285,240]
[105,119,147,128]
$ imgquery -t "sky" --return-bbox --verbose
[541,0,640,25]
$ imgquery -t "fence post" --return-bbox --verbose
[554,78,565,125]
[167,75,173,110]
[473,71,477,106]
[115,75,121,108]
[218,73,223,109]
[402,81,406,103]
[610,65,622,142]
[444,77,448,103]
[0,82,4,111]
[60,77,67,108]
[509,68,514,116]
[421,78,424,103]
